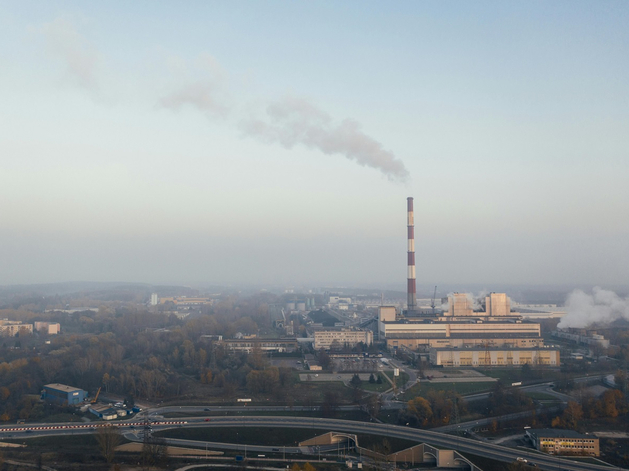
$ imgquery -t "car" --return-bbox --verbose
[516,457,527,463]
[204,408,211,411]
[204,418,211,422]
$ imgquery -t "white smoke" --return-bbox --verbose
[160,81,229,116]
[240,96,410,182]
[41,17,100,90]
[159,53,228,117]
[559,287,629,328]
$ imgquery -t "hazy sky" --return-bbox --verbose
[1,1,628,289]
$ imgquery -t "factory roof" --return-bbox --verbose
[527,429,596,439]
[430,346,557,351]
[44,383,84,393]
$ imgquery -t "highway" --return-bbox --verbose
[2,415,624,471]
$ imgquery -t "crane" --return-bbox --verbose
[90,387,101,404]
[430,286,438,315]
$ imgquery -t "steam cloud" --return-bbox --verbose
[559,287,629,328]
[241,97,410,181]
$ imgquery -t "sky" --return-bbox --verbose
[0,1,628,289]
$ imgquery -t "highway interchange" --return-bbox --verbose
[0,369,621,471]
[0,412,624,471]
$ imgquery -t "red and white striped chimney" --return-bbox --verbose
[407,197,417,311]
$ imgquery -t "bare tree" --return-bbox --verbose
[94,425,121,464]
[142,437,169,470]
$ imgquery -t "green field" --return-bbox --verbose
[401,381,495,400]
[525,391,561,401]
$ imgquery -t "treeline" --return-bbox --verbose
[552,389,629,429]
[400,390,467,427]
[0,293,299,422]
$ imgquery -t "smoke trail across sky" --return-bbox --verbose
[241,96,410,182]
[559,287,629,328]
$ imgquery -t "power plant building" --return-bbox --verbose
[379,293,544,350]
[378,198,557,365]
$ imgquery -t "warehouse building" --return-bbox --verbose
[429,347,560,367]
[526,429,599,456]
[41,383,86,406]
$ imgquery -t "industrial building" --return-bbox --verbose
[41,383,86,406]
[526,429,599,456]
[217,338,299,353]
[552,329,610,349]
[377,198,550,365]
[379,294,544,351]
[159,296,214,307]
[313,328,373,350]
[429,347,559,367]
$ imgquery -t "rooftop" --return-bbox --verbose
[528,429,595,439]
[44,383,84,393]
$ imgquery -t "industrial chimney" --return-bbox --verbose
[407,197,417,312]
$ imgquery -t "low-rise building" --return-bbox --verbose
[42,383,87,406]
[0,320,33,336]
[89,404,118,420]
[218,338,299,353]
[429,347,560,367]
[34,322,61,335]
[526,429,599,456]
[314,328,373,350]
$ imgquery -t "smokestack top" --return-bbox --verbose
[407,197,413,211]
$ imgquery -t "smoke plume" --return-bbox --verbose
[160,81,228,117]
[41,17,100,90]
[159,53,228,117]
[241,97,410,181]
[559,287,629,328]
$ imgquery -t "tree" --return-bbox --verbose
[369,373,376,384]
[141,437,169,470]
[407,397,433,426]
[561,401,583,430]
[94,425,121,464]
[303,463,316,471]
[318,349,331,369]
[321,390,340,417]
[350,374,362,387]
[363,394,384,418]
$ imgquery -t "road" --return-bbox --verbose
[142,416,621,471]
[2,415,623,471]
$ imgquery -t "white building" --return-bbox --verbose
[314,329,373,350]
